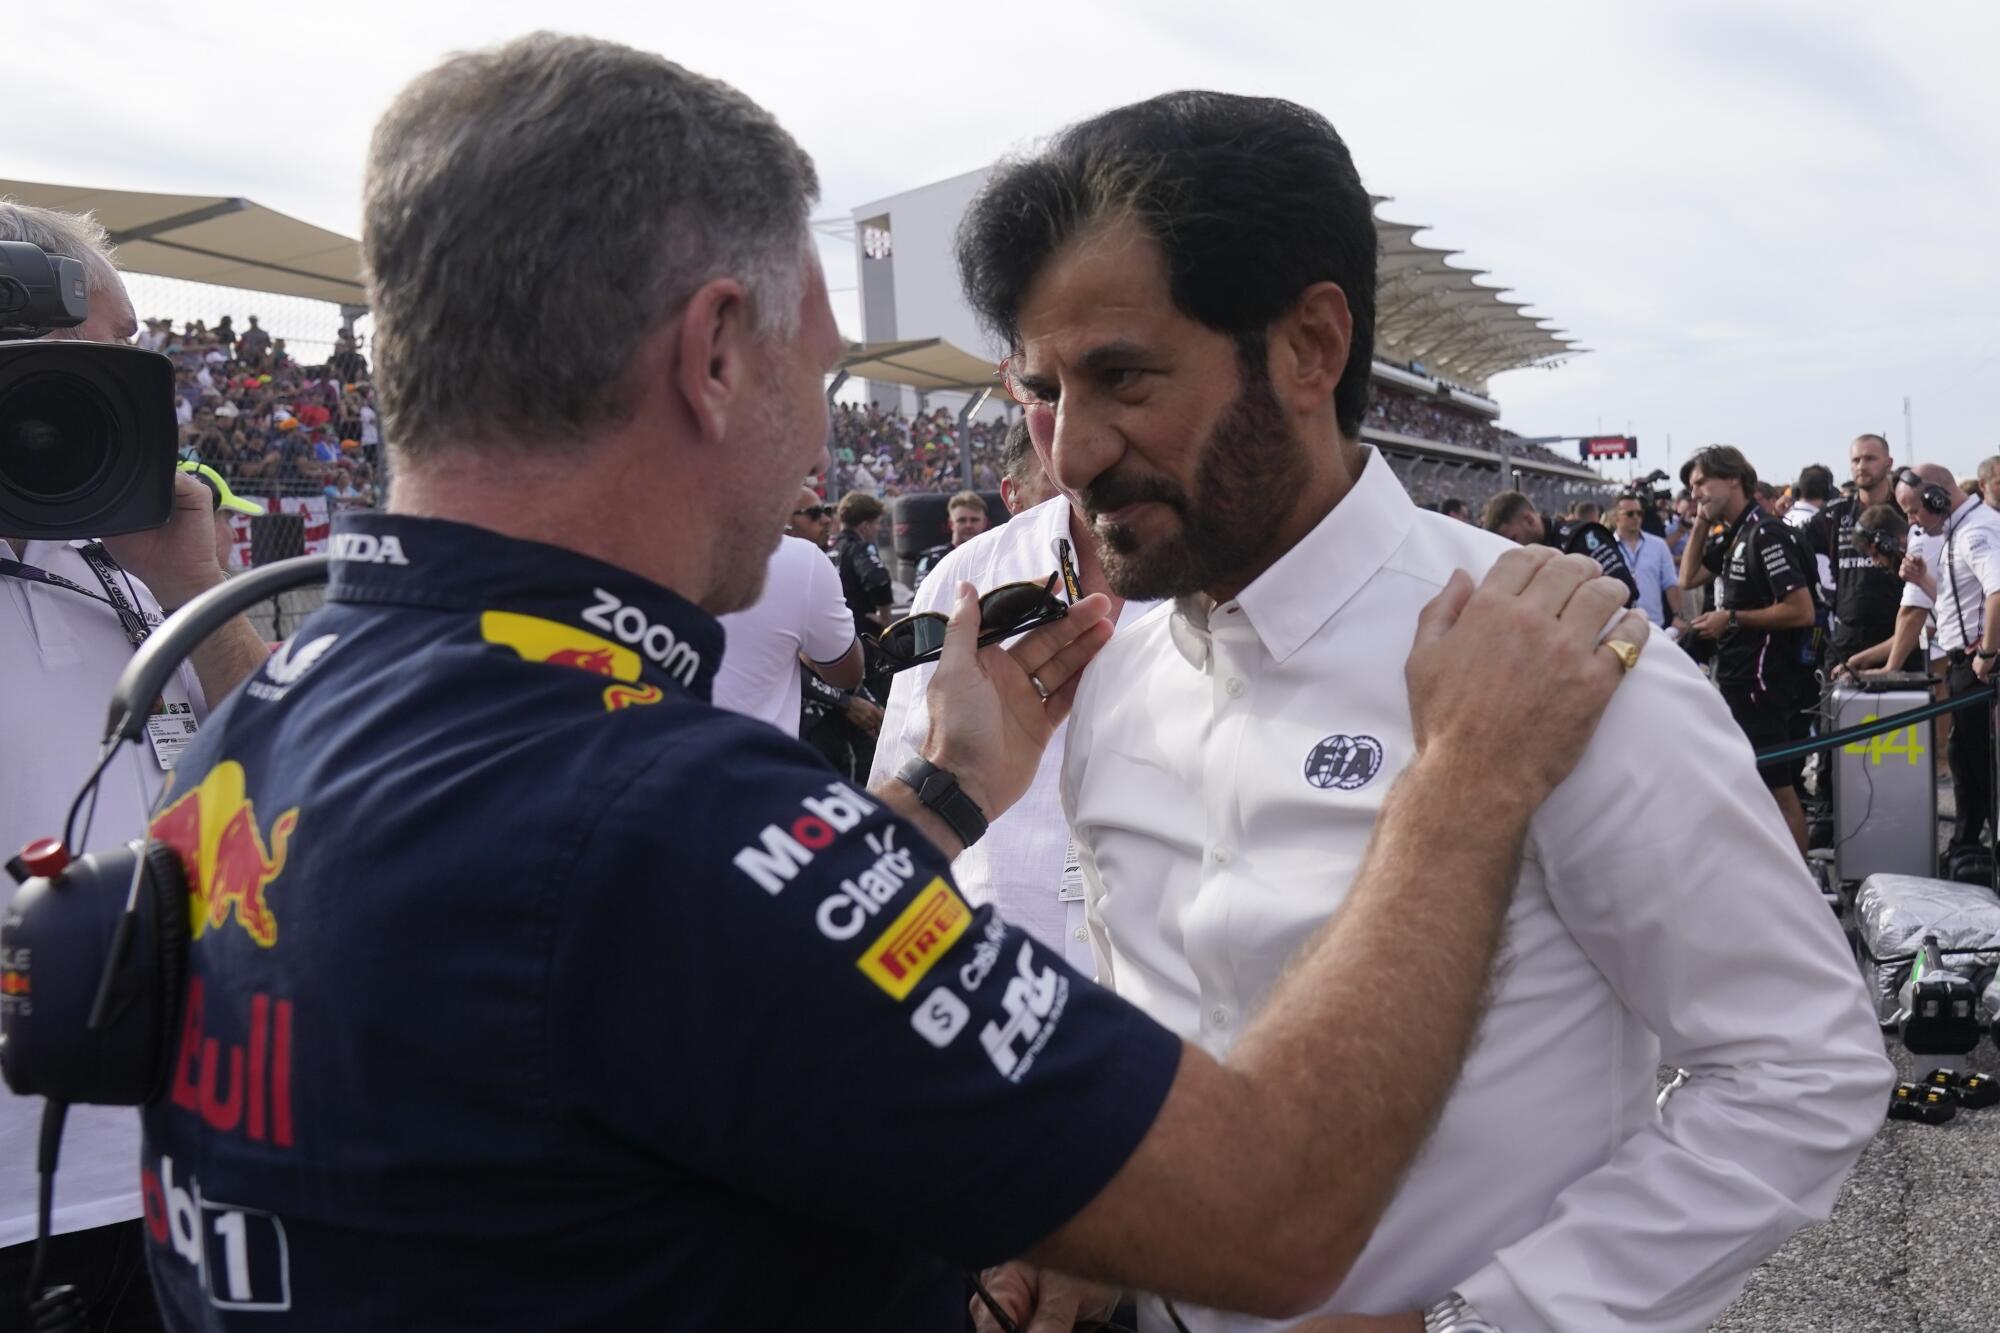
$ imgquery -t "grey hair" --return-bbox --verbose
[363,32,820,458]
[0,200,118,291]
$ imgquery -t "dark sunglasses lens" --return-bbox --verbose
[882,613,947,662]
[980,582,1058,629]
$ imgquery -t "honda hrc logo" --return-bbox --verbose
[328,532,408,565]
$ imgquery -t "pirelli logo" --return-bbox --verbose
[857,878,970,1000]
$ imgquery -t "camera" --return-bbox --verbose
[0,241,179,539]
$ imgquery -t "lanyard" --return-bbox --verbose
[0,542,154,648]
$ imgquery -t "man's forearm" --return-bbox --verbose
[1666,584,1683,621]
[1982,591,2000,654]
[189,615,270,707]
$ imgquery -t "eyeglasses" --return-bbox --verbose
[997,355,1050,408]
[792,505,829,520]
[876,572,1068,673]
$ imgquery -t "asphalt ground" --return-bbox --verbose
[1711,775,1993,1332]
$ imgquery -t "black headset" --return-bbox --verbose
[1,555,329,1328]
[1897,468,1953,515]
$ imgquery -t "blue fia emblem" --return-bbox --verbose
[1304,734,1384,791]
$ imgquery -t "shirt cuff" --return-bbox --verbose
[1453,1260,1557,1333]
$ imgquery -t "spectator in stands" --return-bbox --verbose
[997,418,1057,516]
[1438,496,1471,523]
[329,332,369,382]
[1480,489,1544,545]
[1611,491,1683,631]
[786,485,833,548]
[1680,445,1817,854]
[1896,464,2000,856]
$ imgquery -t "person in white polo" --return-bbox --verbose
[712,503,860,737]
[961,92,1890,1333]
[871,422,1155,972]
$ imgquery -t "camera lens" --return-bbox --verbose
[0,372,115,501]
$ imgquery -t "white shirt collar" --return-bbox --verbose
[1169,447,1411,669]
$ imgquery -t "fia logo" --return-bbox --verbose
[1304,734,1384,791]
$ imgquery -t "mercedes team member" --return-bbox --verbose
[832,489,894,634]
[1894,464,2000,855]
[1821,433,1905,670]
[962,94,1888,1333]
[134,37,1647,1331]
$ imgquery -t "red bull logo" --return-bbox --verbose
[480,611,659,711]
[547,646,619,676]
[149,762,299,948]
[1,970,27,996]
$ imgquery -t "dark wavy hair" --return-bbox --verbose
[956,91,1377,437]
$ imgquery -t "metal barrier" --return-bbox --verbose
[1754,688,1995,766]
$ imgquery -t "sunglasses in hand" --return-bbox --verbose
[876,572,1069,673]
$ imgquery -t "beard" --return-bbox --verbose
[1080,359,1308,602]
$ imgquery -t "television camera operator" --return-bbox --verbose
[0,36,1655,1331]
[0,205,267,1331]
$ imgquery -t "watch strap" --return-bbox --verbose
[1424,1292,1499,1332]
[895,756,988,847]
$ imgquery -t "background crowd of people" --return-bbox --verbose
[151,315,385,509]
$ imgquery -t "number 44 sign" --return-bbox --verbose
[1844,715,1926,767]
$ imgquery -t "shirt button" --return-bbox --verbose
[1210,1005,1231,1028]
[1223,676,1245,697]
[1211,846,1232,867]
[1073,926,1088,942]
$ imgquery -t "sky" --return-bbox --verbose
[13,0,1998,485]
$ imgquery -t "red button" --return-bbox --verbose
[17,838,70,879]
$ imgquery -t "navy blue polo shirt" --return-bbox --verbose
[139,512,1181,1331]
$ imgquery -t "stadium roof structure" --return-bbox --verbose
[0,178,364,306]
[1371,198,1583,391]
[835,338,1002,395]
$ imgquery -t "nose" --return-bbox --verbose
[1042,397,1121,497]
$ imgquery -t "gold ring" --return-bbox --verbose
[1600,639,1641,675]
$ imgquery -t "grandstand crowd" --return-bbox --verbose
[150,315,384,508]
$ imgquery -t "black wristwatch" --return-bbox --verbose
[895,757,989,848]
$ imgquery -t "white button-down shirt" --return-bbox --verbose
[2,539,208,1248]
[870,496,1154,973]
[1902,496,2000,654]
[1063,450,1890,1333]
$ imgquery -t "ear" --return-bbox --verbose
[668,277,754,447]
[1268,281,1354,419]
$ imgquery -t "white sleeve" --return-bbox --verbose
[1452,639,1894,1333]
[1963,524,2000,599]
[863,549,964,790]
[799,546,858,665]
[1902,531,1936,610]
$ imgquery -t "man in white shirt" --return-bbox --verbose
[0,202,271,1329]
[960,92,1890,1333]
[870,474,1156,971]
[1608,491,1682,631]
[1894,464,2000,852]
[712,518,861,737]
